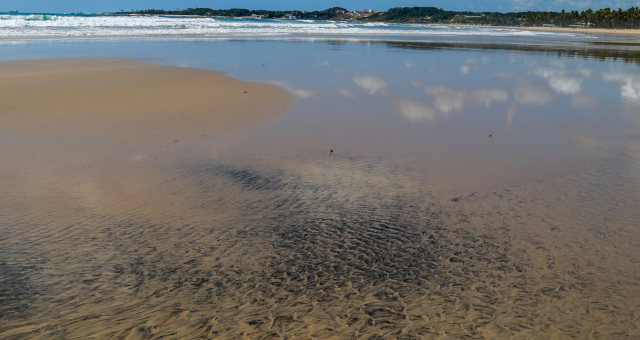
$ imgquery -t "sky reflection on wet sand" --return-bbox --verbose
[1,38,640,338]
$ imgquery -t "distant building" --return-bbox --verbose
[351,9,375,18]
[570,22,591,27]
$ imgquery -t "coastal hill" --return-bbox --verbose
[117,6,640,29]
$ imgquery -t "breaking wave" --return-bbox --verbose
[0,13,588,40]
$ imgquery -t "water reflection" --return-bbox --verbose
[394,99,437,122]
[376,40,640,64]
[270,81,317,99]
[425,86,508,113]
[337,87,356,98]
[531,63,592,96]
[352,74,387,95]
[571,94,597,108]
[395,86,509,123]
[513,81,556,105]
[1,38,640,338]
[603,72,640,104]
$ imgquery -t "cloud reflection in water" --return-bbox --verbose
[513,82,555,105]
[394,100,437,122]
[270,81,317,99]
[352,74,387,95]
[424,86,508,114]
[396,86,508,123]
[531,67,591,95]
[602,72,640,104]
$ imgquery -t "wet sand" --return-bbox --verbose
[2,154,639,339]
[0,58,292,144]
[1,57,640,339]
[0,57,292,217]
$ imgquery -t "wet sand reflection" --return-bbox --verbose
[1,51,640,338]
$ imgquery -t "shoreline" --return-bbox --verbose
[505,25,640,38]
[2,31,639,340]
[4,11,640,38]
[105,12,640,38]
[418,23,640,38]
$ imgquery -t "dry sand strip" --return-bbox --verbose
[445,24,640,38]
[0,58,293,144]
[511,25,640,38]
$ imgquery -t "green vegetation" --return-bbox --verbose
[365,6,640,28]
[124,7,350,20]
[118,6,640,29]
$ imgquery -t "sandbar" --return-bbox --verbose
[0,58,293,144]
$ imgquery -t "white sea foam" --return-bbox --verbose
[0,13,589,40]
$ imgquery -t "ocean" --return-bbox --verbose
[1,12,597,42]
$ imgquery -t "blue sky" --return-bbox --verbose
[1,0,638,13]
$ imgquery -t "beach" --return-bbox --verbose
[441,23,640,38]
[1,19,640,339]
[0,58,292,142]
[512,25,640,38]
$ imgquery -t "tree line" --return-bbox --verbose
[121,7,351,21]
[365,7,640,28]
[118,7,640,29]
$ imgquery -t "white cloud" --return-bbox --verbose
[395,100,437,122]
[460,65,470,74]
[471,88,510,106]
[270,81,316,99]
[352,75,387,95]
[506,81,556,126]
[289,88,316,99]
[602,72,640,103]
[531,67,587,95]
[425,86,466,113]
[548,75,583,95]
[398,85,508,124]
[424,86,509,114]
[602,72,640,132]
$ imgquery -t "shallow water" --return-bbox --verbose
[1,37,640,338]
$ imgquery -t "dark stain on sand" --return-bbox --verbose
[151,160,519,337]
